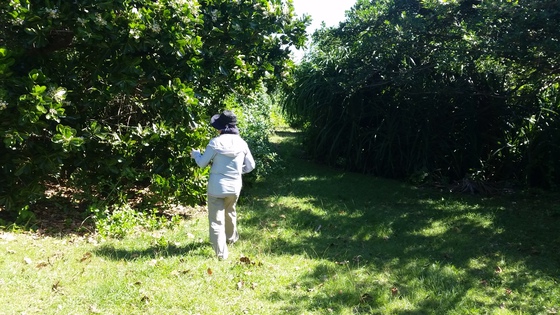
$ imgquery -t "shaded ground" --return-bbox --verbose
[239,130,560,314]
[0,186,205,237]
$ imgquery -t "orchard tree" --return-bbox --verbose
[284,0,560,189]
[0,0,308,219]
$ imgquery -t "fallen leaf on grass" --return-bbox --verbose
[36,262,49,268]
[391,287,399,296]
[360,293,372,303]
[236,280,244,290]
[239,256,263,266]
[52,280,61,292]
[79,252,92,263]
[171,269,190,277]
[207,268,213,275]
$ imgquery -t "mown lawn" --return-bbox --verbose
[1,131,559,314]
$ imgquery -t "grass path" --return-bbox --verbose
[1,131,559,314]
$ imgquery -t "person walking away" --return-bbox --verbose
[190,110,255,260]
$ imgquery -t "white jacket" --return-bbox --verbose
[193,134,255,197]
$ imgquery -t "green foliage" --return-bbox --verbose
[0,0,308,218]
[223,89,284,186]
[91,204,174,239]
[283,0,560,189]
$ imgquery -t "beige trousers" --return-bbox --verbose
[207,194,240,259]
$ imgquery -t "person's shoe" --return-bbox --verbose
[227,233,239,245]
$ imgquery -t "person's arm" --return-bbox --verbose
[242,148,255,174]
[191,145,216,168]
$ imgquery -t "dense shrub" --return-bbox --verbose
[283,0,560,189]
[0,0,308,221]
[228,89,284,187]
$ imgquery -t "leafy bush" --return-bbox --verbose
[224,89,284,187]
[283,0,560,189]
[91,204,175,239]
[0,0,308,220]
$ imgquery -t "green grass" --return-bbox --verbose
[1,130,559,314]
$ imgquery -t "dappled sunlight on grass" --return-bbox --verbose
[294,175,321,182]
[239,131,560,314]
[411,220,451,237]
[1,131,558,314]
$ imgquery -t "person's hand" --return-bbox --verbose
[190,149,200,159]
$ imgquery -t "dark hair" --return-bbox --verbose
[220,125,239,135]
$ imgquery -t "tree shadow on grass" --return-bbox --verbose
[93,241,209,261]
[242,131,560,314]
